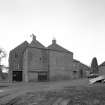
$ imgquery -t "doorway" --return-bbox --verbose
[38,72,48,81]
[12,71,22,82]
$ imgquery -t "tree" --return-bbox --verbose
[0,48,6,79]
[91,57,99,74]
[0,48,6,65]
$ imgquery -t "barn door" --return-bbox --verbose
[12,71,22,82]
[38,72,48,81]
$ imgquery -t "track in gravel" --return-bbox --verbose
[4,84,105,105]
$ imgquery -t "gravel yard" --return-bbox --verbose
[0,79,105,105]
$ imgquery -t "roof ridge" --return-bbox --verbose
[29,39,45,48]
[11,41,29,51]
[48,43,73,54]
[99,61,105,67]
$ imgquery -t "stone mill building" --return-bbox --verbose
[9,35,73,82]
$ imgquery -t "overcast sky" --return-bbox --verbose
[0,0,105,66]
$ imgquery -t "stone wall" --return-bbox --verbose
[27,47,48,71]
[73,60,90,79]
[49,50,73,80]
[23,47,48,81]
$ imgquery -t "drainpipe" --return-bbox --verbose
[47,49,50,81]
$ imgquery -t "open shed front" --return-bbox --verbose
[12,70,49,82]
[12,71,23,82]
[38,72,48,81]
[28,71,49,82]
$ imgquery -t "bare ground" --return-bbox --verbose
[0,79,105,105]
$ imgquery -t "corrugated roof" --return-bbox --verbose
[48,43,73,54]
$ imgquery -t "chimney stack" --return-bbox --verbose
[52,38,56,44]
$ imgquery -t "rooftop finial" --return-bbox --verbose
[30,33,36,41]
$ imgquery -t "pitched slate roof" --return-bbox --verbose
[30,40,45,48]
[9,41,29,70]
[99,61,105,67]
[29,35,45,49]
[73,59,90,71]
[11,41,29,52]
[47,40,73,54]
[73,59,80,63]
